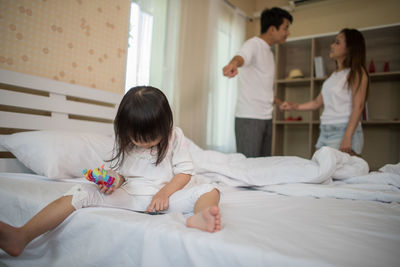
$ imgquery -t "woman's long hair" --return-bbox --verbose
[340,28,369,96]
[108,86,173,168]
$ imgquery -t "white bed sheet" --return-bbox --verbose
[1,172,399,267]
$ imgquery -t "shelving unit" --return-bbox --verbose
[272,24,400,170]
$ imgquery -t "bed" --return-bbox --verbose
[0,69,399,267]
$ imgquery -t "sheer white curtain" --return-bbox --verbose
[161,0,181,109]
[173,0,215,147]
[125,0,246,149]
[206,1,247,153]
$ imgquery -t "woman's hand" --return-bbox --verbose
[280,101,295,110]
[147,191,169,212]
[339,136,353,154]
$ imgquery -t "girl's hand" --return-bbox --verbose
[98,184,115,195]
[339,136,353,154]
[147,191,169,212]
[107,170,125,188]
[98,171,125,195]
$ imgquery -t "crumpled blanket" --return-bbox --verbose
[187,139,400,202]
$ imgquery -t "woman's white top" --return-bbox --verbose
[235,36,275,120]
[320,68,354,125]
[119,127,194,195]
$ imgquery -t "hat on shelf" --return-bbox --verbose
[287,69,304,79]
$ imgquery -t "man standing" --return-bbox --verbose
[223,7,292,157]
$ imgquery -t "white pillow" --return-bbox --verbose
[0,131,115,179]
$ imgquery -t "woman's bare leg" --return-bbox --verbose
[0,195,75,257]
[186,189,221,232]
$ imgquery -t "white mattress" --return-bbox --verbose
[1,172,399,267]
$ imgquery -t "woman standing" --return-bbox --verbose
[280,28,369,155]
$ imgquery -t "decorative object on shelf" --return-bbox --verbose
[287,69,304,79]
[285,116,302,121]
[314,56,326,78]
[362,102,369,120]
[368,59,376,73]
[383,61,390,72]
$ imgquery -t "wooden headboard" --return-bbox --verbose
[0,69,122,172]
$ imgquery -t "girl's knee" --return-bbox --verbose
[211,188,221,202]
[63,184,103,209]
[196,187,220,204]
[209,188,220,198]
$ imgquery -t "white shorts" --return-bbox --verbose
[64,183,216,214]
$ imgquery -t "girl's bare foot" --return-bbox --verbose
[186,206,221,233]
[0,221,26,257]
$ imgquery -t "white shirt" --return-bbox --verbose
[119,127,194,195]
[235,36,275,119]
[320,68,353,124]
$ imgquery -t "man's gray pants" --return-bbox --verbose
[235,117,272,157]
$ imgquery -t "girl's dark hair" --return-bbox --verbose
[109,86,173,168]
[260,7,293,34]
[340,28,369,96]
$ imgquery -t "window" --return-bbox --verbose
[125,3,153,91]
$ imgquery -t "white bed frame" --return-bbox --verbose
[0,69,122,172]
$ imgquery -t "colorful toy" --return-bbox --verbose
[83,164,119,188]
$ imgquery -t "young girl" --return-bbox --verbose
[280,28,369,155]
[0,86,221,257]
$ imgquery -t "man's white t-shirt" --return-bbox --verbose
[236,36,275,120]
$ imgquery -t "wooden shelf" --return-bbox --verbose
[311,120,400,125]
[312,71,400,82]
[362,120,400,125]
[275,120,309,125]
[276,78,311,84]
[369,71,400,81]
[313,77,327,82]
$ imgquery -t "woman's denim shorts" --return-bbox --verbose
[315,123,363,154]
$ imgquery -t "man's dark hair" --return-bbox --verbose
[260,7,293,34]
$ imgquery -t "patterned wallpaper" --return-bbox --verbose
[0,0,130,94]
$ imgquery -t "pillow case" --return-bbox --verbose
[0,131,115,179]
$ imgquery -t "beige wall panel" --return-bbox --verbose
[0,0,130,94]
[230,0,255,17]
